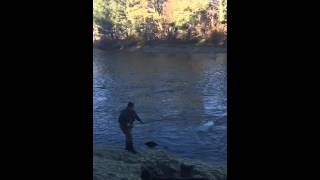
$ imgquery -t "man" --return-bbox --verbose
[118,102,144,153]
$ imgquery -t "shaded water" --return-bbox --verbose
[93,48,227,163]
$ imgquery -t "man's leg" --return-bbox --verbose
[120,126,129,150]
[125,128,136,153]
[121,126,135,153]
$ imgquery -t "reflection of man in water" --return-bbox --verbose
[118,102,144,153]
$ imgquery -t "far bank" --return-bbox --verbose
[93,39,227,54]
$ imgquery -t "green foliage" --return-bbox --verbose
[169,0,209,27]
[216,0,227,23]
[93,0,107,22]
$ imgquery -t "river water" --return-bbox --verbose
[93,48,227,163]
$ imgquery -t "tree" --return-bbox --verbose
[93,0,227,42]
[217,0,227,23]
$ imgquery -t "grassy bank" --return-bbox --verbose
[94,145,226,180]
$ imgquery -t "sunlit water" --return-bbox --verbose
[93,48,227,163]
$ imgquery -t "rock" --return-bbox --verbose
[145,141,158,148]
[180,164,195,177]
[152,178,209,180]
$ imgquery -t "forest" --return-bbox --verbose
[93,0,227,45]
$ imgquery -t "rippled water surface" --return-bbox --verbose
[93,49,227,163]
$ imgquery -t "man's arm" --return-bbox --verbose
[133,111,144,123]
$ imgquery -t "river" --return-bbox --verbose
[93,48,227,163]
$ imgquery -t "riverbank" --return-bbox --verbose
[94,145,226,180]
[93,39,227,54]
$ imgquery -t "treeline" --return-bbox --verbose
[93,0,227,43]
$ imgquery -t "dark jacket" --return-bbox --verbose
[118,108,142,127]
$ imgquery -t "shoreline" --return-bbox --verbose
[93,40,227,54]
[94,145,226,180]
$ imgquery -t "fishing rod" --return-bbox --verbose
[140,118,182,124]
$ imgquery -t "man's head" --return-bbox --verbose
[127,102,135,110]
